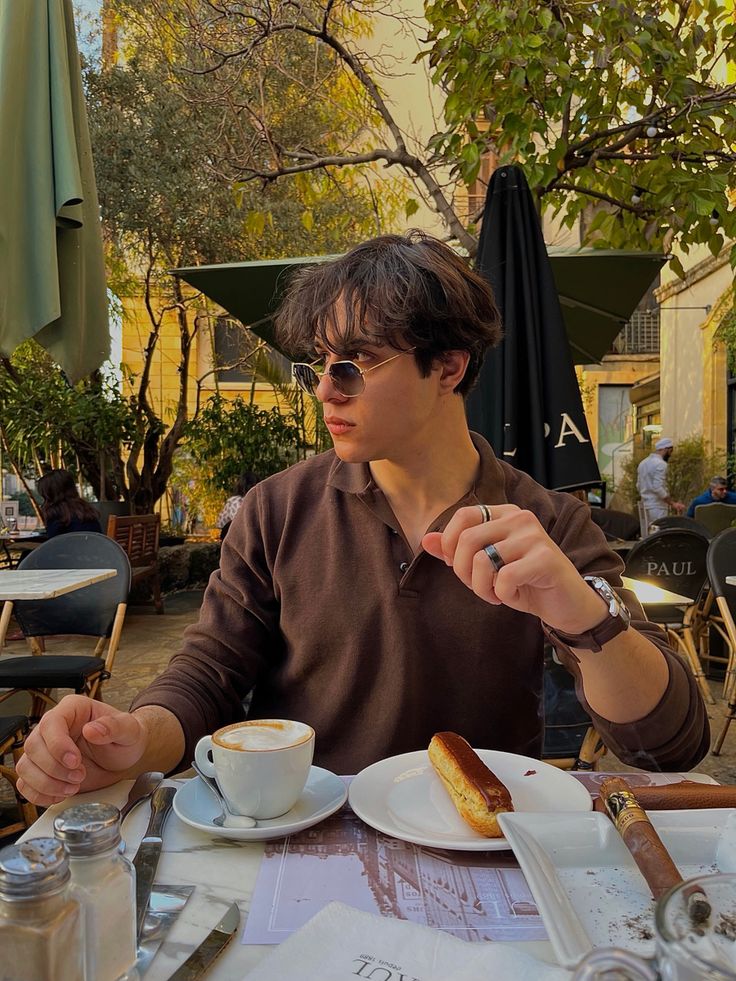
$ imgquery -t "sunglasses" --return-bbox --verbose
[292,348,416,398]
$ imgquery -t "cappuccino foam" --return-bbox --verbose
[216,720,310,751]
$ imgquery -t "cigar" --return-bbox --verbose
[600,777,711,925]
[593,782,736,812]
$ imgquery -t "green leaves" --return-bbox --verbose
[183,395,308,496]
[424,0,736,259]
[0,342,138,499]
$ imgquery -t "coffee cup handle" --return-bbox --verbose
[571,948,657,980]
[194,736,217,778]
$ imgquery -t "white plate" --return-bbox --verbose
[348,749,592,851]
[173,766,347,841]
[498,809,736,968]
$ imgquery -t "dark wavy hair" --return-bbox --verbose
[234,471,261,497]
[274,231,503,396]
[37,470,100,529]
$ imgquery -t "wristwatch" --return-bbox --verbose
[545,576,631,653]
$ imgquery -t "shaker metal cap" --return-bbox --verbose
[0,837,70,898]
[53,802,122,855]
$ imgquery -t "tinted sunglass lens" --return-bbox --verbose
[330,362,364,396]
[293,364,320,394]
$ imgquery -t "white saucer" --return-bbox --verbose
[173,766,347,841]
[348,749,592,851]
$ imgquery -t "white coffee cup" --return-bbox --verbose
[194,719,315,819]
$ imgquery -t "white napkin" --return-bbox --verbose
[244,901,570,980]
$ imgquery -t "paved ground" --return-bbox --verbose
[3,590,736,828]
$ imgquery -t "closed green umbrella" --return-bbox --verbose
[0,0,109,381]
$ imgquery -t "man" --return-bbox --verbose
[687,476,736,518]
[637,437,685,526]
[17,233,708,807]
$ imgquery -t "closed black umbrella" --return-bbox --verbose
[466,165,601,491]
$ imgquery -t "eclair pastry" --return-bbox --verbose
[428,731,514,837]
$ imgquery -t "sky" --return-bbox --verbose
[73,0,101,58]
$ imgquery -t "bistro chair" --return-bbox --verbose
[624,529,711,704]
[705,530,736,754]
[636,501,651,539]
[542,647,605,771]
[694,502,736,537]
[649,516,712,539]
[0,715,38,838]
[106,513,163,614]
[678,529,736,707]
[0,533,131,721]
[589,508,640,543]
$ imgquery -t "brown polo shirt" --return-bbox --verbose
[131,435,708,773]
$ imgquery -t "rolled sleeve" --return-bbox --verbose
[544,500,710,771]
[551,614,710,771]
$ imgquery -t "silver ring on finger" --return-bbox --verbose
[484,543,505,572]
[477,503,492,523]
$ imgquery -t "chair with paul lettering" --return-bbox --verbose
[623,529,711,704]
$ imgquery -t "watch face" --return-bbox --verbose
[585,576,630,622]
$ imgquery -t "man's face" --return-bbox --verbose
[712,484,728,500]
[663,447,673,461]
[313,329,444,465]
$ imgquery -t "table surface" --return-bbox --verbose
[0,568,117,601]
[726,577,736,586]
[22,778,556,979]
[621,576,695,605]
[21,770,720,979]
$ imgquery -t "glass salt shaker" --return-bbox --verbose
[0,837,84,981]
[54,803,138,981]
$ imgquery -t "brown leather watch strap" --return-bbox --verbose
[545,611,630,653]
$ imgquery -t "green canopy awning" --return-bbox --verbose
[546,247,665,363]
[0,0,109,381]
[173,248,665,365]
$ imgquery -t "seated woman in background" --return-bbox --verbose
[38,470,102,538]
[216,470,261,541]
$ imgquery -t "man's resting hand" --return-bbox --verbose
[16,695,150,807]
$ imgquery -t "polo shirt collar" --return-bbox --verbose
[327,431,508,509]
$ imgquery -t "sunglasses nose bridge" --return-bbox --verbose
[315,365,351,400]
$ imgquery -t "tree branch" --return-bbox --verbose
[552,182,655,216]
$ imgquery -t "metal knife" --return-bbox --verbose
[135,883,195,976]
[133,785,176,941]
[165,902,240,981]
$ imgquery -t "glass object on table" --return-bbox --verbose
[572,872,736,980]
[0,837,84,981]
[54,803,138,981]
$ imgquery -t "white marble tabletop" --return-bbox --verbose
[22,777,556,979]
[0,568,117,601]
